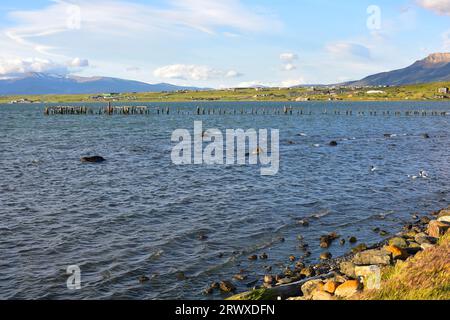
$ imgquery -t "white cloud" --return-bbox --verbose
[326,42,372,60]
[154,64,241,81]
[4,0,282,58]
[280,52,298,62]
[67,57,89,67]
[417,0,450,15]
[283,63,297,71]
[0,57,69,75]
[225,70,243,78]
[280,52,298,72]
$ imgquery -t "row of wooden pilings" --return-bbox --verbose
[44,105,449,117]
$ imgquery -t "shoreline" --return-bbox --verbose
[221,207,450,300]
[2,99,450,105]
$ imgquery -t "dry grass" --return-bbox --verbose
[359,233,450,300]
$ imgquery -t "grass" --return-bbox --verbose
[357,232,450,300]
[1,81,449,104]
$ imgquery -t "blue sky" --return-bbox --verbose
[0,0,449,87]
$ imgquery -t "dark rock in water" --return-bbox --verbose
[198,234,208,241]
[219,281,236,293]
[320,252,332,260]
[349,236,358,244]
[260,253,268,260]
[248,255,258,261]
[203,287,214,295]
[423,133,430,139]
[210,282,220,289]
[300,266,315,278]
[138,276,150,283]
[295,261,305,270]
[233,274,247,281]
[298,219,310,227]
[175,272,187,281]
[320,233,340,248]
[80,156,106,163]
[340,239,346,246]
[379,230,389,236]
[329,141,338,147]
[373,227,381,233]
[384,134,393,138]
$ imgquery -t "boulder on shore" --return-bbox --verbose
[427,220,450,238]
[334,280,362,298]
[352,249,393,266]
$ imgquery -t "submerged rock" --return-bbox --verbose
[329,141,338,147]
[233,274,248,281]
[80,156,106,163]
[220,281,236,293]
[320,252,332,260]
[138,276,150,283]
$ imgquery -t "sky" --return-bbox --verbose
[0,0,449,87]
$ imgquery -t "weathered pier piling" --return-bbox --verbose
[44,105,449,117]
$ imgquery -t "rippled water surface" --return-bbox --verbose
[1,101,450,299]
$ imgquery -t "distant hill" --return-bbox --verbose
[0,72,205,95]
[345,53,450,86]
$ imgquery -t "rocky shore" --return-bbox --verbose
[214,207,450,300]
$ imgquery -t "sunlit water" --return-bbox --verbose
[1,101,450,299]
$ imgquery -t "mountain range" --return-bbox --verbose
[345,53,450,86]
[0,73,204,95]
[0,53,449,95]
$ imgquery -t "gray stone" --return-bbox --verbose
[352,249,393,266]
[339,261,356,278]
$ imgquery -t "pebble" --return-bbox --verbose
[248,255,258,261]
[320,252,332,260]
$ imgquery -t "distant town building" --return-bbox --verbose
[438,87,449,94]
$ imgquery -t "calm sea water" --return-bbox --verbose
[1,101,450,300]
